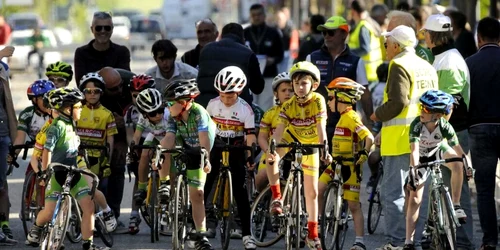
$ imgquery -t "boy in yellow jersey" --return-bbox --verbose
[266,61,332,250]
[76,72,118,232]
[255,72,293,191]
[318,77,374,250]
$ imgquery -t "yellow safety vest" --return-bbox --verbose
[380,51,438,156]
[348,20,383,82]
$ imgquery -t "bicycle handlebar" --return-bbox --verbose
[8,143,35,168]
[269,139,327,156]
[48,163,100,198]
[414,157,462,169]
[213,142,258,160]
[332,156,355,162]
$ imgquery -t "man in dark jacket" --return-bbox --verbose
[295,14,325,63]
[196,23,264,108]
[181,19,218,69]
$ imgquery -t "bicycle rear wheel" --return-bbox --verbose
[293,173,302,250]
[284,183,293,250]
[150,172,160,243]
[47,197,71,250]
[250,185,283,247]
[172,176,188,250]
[219,172,233,250]
[439,187,457,250]
[66,198,82,243]
[21,170,37,236]
[95,212,114,247]
[335,199,350,250]
[367,169,383,234]
[320,182,338,250]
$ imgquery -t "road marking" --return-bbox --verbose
[7,178,24,184]
[10,208,133,219]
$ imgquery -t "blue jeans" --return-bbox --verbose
[0,136,11,224]
[469,125,500,246]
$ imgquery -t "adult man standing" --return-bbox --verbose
[295,14,325,63]
[74,11,131,83]
[197,23,264,108]
[306,16,374,141]
[371,25,437,250]
[244,3,284,111]
[181,19,219,69]
[348,0,383,83]
[144,39,198,92]
[422,14,473,250]
[466,17,500,250]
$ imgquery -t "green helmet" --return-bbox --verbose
[46,61,73,82]
[47,87,84,110]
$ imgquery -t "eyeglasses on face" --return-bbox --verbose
[94,25,113,32]
[48,77,67,83]
[321,29,336,37]
[146,109,163,117]
[83,88,103,95]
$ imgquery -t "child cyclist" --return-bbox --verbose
[266,61,332,250]
[124,74,156,234]
[205,66,258,250]
[255,72,293,191]
[160,79,215,250]
[404,90,468,250]
[45,61,73,88]
[76,72,118,232]
[318,77,374,250]
[26,87,109,250]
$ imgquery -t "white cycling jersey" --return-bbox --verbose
[125,105,148,138]
[206,97,255,140]
[136,107,170,144]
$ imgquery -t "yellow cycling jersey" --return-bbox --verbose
[277,92,327,143]
[259,105,281,136]
[33,119,53,157]
[76,105,118,157]
[332,108,370,157]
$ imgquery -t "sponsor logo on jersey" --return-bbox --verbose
[289,117,316,127]
[334,127,352,136]
[76,128,105,138]
[315,60,328,65]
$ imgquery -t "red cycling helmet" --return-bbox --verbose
[129,74,156,92]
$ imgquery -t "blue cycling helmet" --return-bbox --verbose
[30,79,56,98]
[419,90,454,115]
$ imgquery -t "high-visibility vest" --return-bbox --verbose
[348,20,383,82]
[380,51,438,156]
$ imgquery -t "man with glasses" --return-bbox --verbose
[306,16,373,143]
[182,19,219,69]
[74,11,131,84]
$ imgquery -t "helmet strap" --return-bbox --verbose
[421,113,439,125]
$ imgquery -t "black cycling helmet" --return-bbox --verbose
[163,79,200,101]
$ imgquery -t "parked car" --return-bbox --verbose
[129,15,167,52]
[6,29,62,74]
[7,12,44,31]
[112,9,142,22]
[111,16,131,44]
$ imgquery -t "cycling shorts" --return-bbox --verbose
[45,171,90,201]
[319,161,362,202]
[280,129,319,177]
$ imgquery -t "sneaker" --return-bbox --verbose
[305,237,322,250]
[26,224,43,246]
[205,228,216,239]
[351,242,367,250]
[133,189,147,206]
[1,225,13,239]
[82,243,110,250]
[403,244,415,250]
[101,210,117,232]
[242,235,256,250]
[195,236,213,250]
[479,245,496,250]
[454,206,467,223]
[128,216,141,235]
[230,228,242,239]
[0,235,17,246]
[270,198,283,215]
[159,182,170,199]
[375,243,403,250]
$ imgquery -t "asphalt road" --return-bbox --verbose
[2,40,483,249]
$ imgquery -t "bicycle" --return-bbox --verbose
[413,157,466,250]
[320,156,355,250]
[261,139,327,250]
[8,143,38,237]
[38,163,99,250]
[210,142,257,250]
[367,160,384,235]
[130,142,168,243]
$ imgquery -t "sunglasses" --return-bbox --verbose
[83,88,103,95]
[48,77,67,83]
[94,25,112,32]
[165,101,177,107]
[327,95,335,101]
[146,109,163,117]
[420,104,436,114]
[321,30,336,37]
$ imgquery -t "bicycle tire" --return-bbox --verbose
[335,199,349,250]
[439,187,457,250]
[246,171,256,203]
[367,169,383,234]
[320,182,338,250]
[47,196,71,250]
[95,213,114,247]
[21,170,37,237]
[250,185,283,247]
[173,176,188,249]
[219,172,233,250]
[66,198,82,243]
[285,182,293,250]
[293,173,302,250]
[150,172,159,243]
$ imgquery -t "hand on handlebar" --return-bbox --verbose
[355,149,369,166]
[321,153,333,165]
[246,156,256,171]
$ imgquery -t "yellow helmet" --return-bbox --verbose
[289,61,321,84]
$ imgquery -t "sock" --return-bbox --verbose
[454,204,461,208]
[0,221,8,227]
[160,176,168,182]
[130,210,139,217]
[405,239,413,245]
[198,227,206,232]
[82,238,93,249]
[307,221,318,239]
[270,184,281,200]
[138,181,147,190]
[103,205,111,213]
[355,236,364,244]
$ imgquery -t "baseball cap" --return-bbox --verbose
[317,16,349,33]
[381,25,417,48]
[422,14,452,32]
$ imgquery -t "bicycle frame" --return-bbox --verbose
[427,163,460,232]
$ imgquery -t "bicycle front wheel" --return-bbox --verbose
[439,187,457,250]
[172,176,188,250]
[293,173,302,250]
[250,185,283,247]
[320,182,338,250]
[149,172,160,243]
[367,169,383,234]
[335,199,350,250]
[21,170,37,237]
[47,197,71,250]
[66,198,82,243]
[219,172,233,250]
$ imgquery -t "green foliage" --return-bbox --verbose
[69,2,89,42]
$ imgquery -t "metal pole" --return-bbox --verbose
[293,0,299,28]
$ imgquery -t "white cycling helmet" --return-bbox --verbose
[214,66,247,93]
[136,88,163,113]
[272,72,291,91]
[79,72,105,90]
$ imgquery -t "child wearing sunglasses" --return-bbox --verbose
[404,89,470,250]
[75,72,118,232]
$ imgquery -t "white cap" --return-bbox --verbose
[381,25,417,48]
[422,14,452,32]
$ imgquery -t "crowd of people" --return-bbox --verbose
[0,1,499,250]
